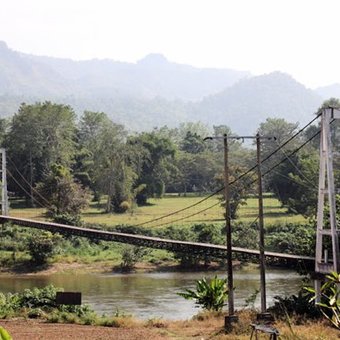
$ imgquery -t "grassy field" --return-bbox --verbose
[9,194,306,228]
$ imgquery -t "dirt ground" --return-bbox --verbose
[1,315,340,340]
[1,319,169,340]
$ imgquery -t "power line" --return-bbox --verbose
[6,168,51,209]
[150,119,324,227]
[275,141,318,189]
[135,114,321,227]
[7,156,52,207]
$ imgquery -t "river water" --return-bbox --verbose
[0,267,303,320]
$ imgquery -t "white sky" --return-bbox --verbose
[1,0,340,88]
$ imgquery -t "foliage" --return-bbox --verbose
[0,327,11,340]
[37,164,90,223]
[27,231,62,265]
[120,245,149,271]
[0,285,94,323]
[268,288,320,319]
[5,101,76,202]
[178,276,228,311]
[265,223,316,256]
[134,131,177,203]
[306,272,340,329]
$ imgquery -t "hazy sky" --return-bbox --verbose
[1,0,340,88]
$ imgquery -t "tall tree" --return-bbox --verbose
[5,101,76,203]
[134,131,177,204]
[257,117,300,191]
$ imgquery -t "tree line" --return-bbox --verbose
[1,99,339,224]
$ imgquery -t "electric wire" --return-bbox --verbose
[274,140,318,189]
[149,117,324,227]
[7,156,52,207]
[6,168,51,209]
[135,114,321,227]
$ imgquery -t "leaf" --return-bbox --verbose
[0,327,12,340]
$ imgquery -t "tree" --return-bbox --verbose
[78,111,138,213]
[37,164,90,225]
[27,231,62,265]
[134,131,177,204]
[180,131,206,154]
[269,151,319,216]
[257,117,300,191]
[5,102,77,203]
[75,111,111,192]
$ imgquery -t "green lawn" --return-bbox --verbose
[9,194,306,228]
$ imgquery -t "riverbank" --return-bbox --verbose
[0,259,241,276]
[1,311,338,339]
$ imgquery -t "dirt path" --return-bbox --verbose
[1,319,169,340]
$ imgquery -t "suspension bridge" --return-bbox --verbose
[0,107,339,271]
[0,215,315,263]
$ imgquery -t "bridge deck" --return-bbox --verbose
[0,215,315,263]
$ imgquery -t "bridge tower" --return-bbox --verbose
[0,148,8,215]
[315,107,340,296]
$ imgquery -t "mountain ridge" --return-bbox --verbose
[0,41,327,134]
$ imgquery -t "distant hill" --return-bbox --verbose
[190,72,323,134]
[0,41,325,133]
[22,49,250,102]
[315,83,340,100]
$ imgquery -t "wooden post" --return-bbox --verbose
[256,134,267,314]
[224,134,235,316]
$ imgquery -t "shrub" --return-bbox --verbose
[27,231,62,265]
[119,201,131,213]
[120,245,149,271]
[306,271,340,329]
[268,288,320,319]
[178,276,228,311]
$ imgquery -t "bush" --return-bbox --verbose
[27,231,62,265]
[120,245,149,271]
[268,288,320,319]
[306,272,340,329]
[178,276,228,311]
[119,201,131,213]
[52,213,82,226]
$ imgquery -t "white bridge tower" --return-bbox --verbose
[0,148,8,215]
[315,107,340,293]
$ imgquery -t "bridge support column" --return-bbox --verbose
[315,107,340,299]
[0,148,8,215]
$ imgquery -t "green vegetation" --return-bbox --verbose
[306,272,340,329]
[0,284,134,327]
[0,194,313,270]
[178,276,228,311]
[0,327,11,340]
[27,231,62,265]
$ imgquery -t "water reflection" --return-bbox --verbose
[0,267,303,320]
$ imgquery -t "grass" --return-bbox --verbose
[9,194,306,228]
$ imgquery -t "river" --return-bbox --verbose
[0,267,303,320]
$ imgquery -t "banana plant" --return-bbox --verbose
[178,276,228,311]
[305,271,340,329]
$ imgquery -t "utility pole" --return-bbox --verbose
[0,148,8,215]
[204,134,274,326]
[223,134,237,323]
[204,135,238,327]
[256,133,267,316]
[314,107,340,300]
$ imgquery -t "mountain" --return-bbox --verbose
[0,41,325,133]
[315,83,340,100]
[25,51,250,101]
[189,72,323,134]
[0,41,71,97]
